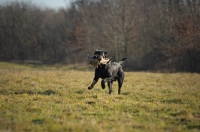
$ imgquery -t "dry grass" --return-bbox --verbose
[0,62,200,132]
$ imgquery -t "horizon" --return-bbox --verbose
[0,0,73,9]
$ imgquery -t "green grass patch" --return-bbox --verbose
[0,62,200,132]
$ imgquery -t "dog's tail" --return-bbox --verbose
[118,58,127,65]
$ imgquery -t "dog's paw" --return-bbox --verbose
[109,90,112,94]
[88,86,93,90]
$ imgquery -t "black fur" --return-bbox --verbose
[93,50,108,60]
[88,56,127,94]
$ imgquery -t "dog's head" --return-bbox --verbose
[87,50,110,67]
[93,50,108,59]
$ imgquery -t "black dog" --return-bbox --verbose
[88,50,127,94]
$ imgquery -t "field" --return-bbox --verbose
[0,62,200,132]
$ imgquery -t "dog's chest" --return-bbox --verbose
[96,64,115,79]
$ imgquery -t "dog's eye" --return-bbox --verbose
[94,55,99,59]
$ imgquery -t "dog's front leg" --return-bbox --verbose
[88,69,100,90]
[101,77,114,89]
[101,77,114,94]
[107,81,113,94]
[88,80,97,90]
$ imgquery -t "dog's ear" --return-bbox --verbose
[94,50,100,56]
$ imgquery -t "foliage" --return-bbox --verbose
[0,62,200,131]
[0,0,200,72]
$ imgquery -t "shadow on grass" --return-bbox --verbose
[38,89,58,95]
[0,89,60,96]
[32,118,45,125]
[161,98,184,104]
[187,125,200,130]
[76,90,84,94]
[121,92,130,95]
[86,101,96,105]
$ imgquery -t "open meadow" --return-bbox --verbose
[0,62,200,132]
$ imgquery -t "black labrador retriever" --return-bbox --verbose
[88,50,127,94]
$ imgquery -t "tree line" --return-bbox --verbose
[0,0,200,72]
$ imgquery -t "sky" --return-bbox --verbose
[0,0,73,9]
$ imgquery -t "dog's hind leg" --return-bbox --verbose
[117,72,124,95]
[117,78,122,94]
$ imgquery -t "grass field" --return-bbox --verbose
[0,62,200,132]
